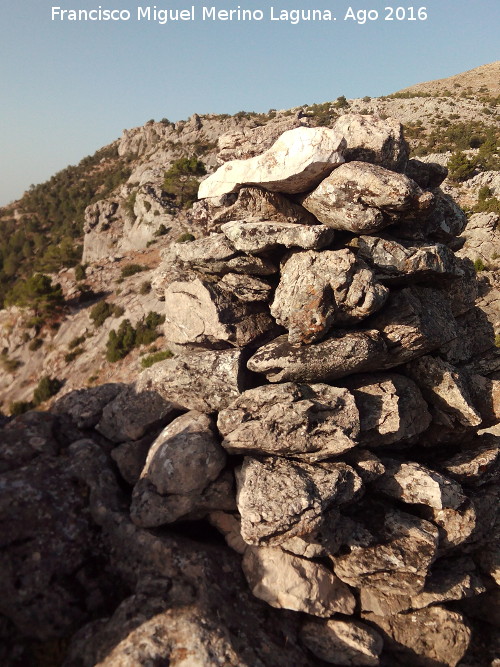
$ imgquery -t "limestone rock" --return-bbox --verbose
[467,374,500,427]
[334,505,439,595]
[218,382,360,461]
[356,235,464,281]
[51,383,124,429]
[236,456,362,546]
[96,385,180,444]
[405,158,448,189]
[438,436,500,487]
[405,355,482,427]
[333,113,409,171]
[163,278,276,349]
[208,511,247,555]
[300,617,383,666]
[137,348,246,412]
[220,220,335,254]
[365,606,471,667]
[456,212,500,266]
[374,460,466,510]
[0,411,62,474]
[242,546,356,617]
[426,501,477,554]
[369,286,459,366]
[247,330,388,383]
[393,188,467,242]
[217,272,272,302]
[302,161,430,233]
[341,373,431,447]
[343,449,386,483]
[111,435,154,486]
[191,185,318,233]
[198,126,346,198]
[167,233,277,276]
[271,249,388,344]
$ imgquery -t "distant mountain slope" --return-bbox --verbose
[396,61,500,97]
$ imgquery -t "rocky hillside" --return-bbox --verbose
[0,66,499,666]
[397,61,500,98]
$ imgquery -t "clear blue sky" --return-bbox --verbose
[1,0,499,205]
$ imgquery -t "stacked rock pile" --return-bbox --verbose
[99,116,498,665]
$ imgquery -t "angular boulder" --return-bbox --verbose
[333,113,409,171]
[217,272,273,302]
[302,161,431,233]
[136,348,247,412]
[392,188,467,242]
[198,126,346,198]
[300,617,383,666]
[163,278,276,349]
[220,220,335,254]
[236,456,362,546]
[218,382,360,461]
[341,373,431,447]
[247,330,388,383]
[271,249,388,344]
[242,546,356,617]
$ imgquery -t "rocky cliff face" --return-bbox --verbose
[1,116,499,666]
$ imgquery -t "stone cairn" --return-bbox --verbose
[49,116,498,665]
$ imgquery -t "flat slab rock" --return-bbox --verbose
[356,235,464,282]
[136,348,246,412]
[198,126,346,198]
[220,220,335,254]
[163,278,275,349]
[300,617,383,666]
[217,382,360,462]
[341,373,431,447]
[364,606,471,667]
[247,330,389,383]
[236,456,362,546]
[302,161,430,234]
[242,546,356,617]
[333,113,409,171]
[271,249,388,344]
[374,460,466,510]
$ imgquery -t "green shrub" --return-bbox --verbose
[176,232,195,243]
[28,338,44,351]
[33,376,62,405]
[124,190,137,218]
[68,335,86,350]
[141,349,174,368]
[120,264,146,279]
[74,264,86,281]
[334,95,349,109]
[154,224,169,237]
[90,300,113,327]
[1,353,22,373]
[65,347,84,363]
[112,304,125,317]
[473,258,486,272]
[106,311,165,362]
[473,186,500,215]
[5,273,64,315]
[447,151,476,182]
[162,157,206,209]
[9,400,34,416]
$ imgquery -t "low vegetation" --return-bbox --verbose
[106,311,165,362]
[162,157,206,209]
[140,349,174,368]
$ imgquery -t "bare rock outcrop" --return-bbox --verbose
[220,219,335,253]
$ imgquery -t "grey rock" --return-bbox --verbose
[456,212,500,266]
[198,126,346,197]
[137,348,246,412]
[438,435,500,487]
[191,185,318,233]
[247,330,388,383]
[393,188,467,242]
[218,272,272,302]
[218,382,360,461]
[96,385,180,444]
[333,113,409,171]
[242,546,356,617]
[271,249,388,344]
[111,434,155,485]
[374,460,466,510]
[334,505,439,596]
[0,411,61,474]
[163,278,276,349]
[369,286,459,366]
[405,355,482,427]
[166,233,278,276]
[130,412,229,527]
[426,501,477,554]
[365,606,471,667]
[405,158,448,189]
[302,161,430,233]
[300,617,383,666]
[221,220,335,254]
[343,449,386,482]
[51,383,124,429]
[236,456,362,546]
[341,373,431,447]
[356,235,464,281]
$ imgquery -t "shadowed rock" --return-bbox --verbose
[300,617,383,666]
